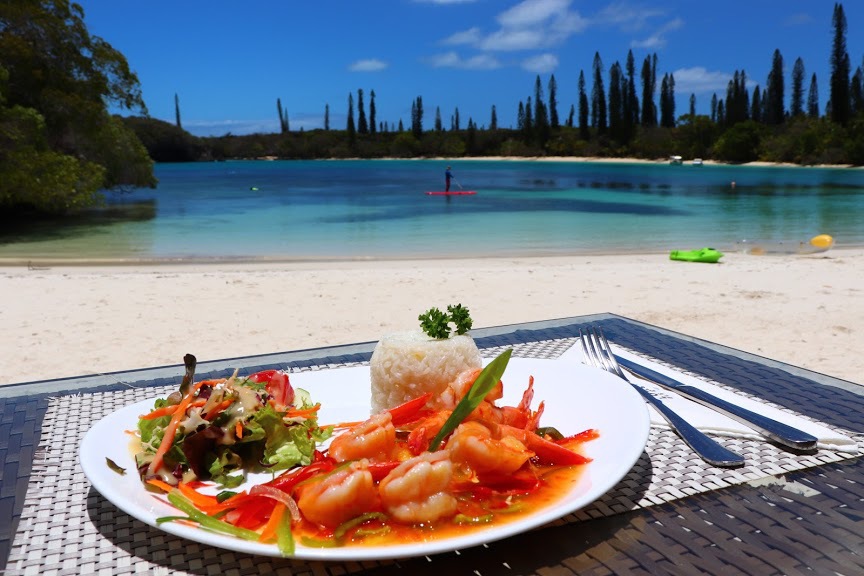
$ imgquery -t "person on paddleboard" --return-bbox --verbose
[445,166,453,192]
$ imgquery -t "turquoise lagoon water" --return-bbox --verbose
[1,159,862,261]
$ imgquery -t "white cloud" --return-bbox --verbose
[672,67,732,94]
[521,53,559,73]
[630,17,683,49]
[349,59,388,72]
[481,28,547,51]
[455,0,588,52]
[427,51,501,69]
[594,2,664,32]
[427,0,585,71]
[442,27,483,45]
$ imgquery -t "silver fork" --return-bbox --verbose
[579,326,746,467]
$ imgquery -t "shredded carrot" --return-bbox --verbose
[235,420,243,439]
[190,398,207,407]
[283,403,321,419]
[177,482,221,509]
[148,380,208,475]
[205,398,235,421]
[258,502,286,542]
[326,420,363,429]
[146,478,176,493]
[140,404,180,420]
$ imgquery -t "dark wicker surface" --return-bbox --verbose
[1,313,862,575]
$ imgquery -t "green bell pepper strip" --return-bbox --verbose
[166,491,260,541]
[429,349,512,451]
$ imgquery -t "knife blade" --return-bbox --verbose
[614,355,818,450]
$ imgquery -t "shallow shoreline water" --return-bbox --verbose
[2,158,861,263]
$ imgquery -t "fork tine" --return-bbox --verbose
[588,325,625,378]
[580,326,624,379]
[578,328,603,369]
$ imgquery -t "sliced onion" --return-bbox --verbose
[249,484,302,521]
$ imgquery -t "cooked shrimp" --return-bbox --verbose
[447,421,534,475]
[328,412,396,463]
[436,368,539,429]
[378,451,457,523]
[295,460,380,528]
[405,410,450,454]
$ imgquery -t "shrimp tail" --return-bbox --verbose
[497,424,591,466]
[517,375,535,413]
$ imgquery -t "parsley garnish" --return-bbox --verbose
[447,304,473,334]
[418,304,473,339]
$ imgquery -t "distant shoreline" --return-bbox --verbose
[4,245,863,269]
[251,155,863,169]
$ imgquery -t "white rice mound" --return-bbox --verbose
[369,331,482,414]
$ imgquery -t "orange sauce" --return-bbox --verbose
[292,459,588,548]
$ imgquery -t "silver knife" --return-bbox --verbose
[614,355,818,450]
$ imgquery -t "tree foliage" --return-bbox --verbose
[0,0,154,214]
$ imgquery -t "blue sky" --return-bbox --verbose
[77,0,861,137]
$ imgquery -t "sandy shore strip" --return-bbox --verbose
[1,249,861,387]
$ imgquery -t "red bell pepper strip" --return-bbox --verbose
[387,392,434,426]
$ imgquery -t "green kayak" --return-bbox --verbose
[669,247,723,263]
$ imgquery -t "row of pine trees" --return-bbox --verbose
[295,3,858,145]
[161,3,862,164]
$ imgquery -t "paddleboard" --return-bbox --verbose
[425,191,477,196]
[737,234,834,255]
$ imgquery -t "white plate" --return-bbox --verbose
[79,358,649,560]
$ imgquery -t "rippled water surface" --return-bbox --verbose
[2,159,862,260]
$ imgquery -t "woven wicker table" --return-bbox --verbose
[2,313,862,575]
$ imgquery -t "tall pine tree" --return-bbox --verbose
[411,96,423,138]
[829,3,850,124]
[357,89,368,134]
[591,52,607,133]
[346,93,355,142]
[608,62,624,141]
[548,74,559,129]
[791,58,805,117]
[625,50,639,138]
[808,73,820,117]
[751,86,763,123]
[534,75,549,143]
[578,71,589,139]
[640,55,657,126]
[659,73,676,127]
[765,49,785,124]
[369,90,376,134]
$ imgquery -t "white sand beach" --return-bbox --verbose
[1,249,861,387]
